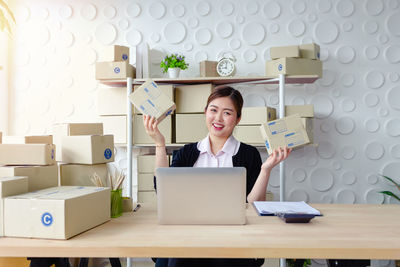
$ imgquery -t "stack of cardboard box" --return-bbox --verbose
[266,43,322,78]
[131,80,175,145]
[174,84,212,143]
[95,45,133,145]
[233,107,277,145]
[285,105,314,144]
[55,123,113,186]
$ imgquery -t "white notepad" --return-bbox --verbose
[253,201,321,216]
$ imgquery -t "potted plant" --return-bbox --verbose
[0,0,16,35]
[160,53,189,78]
[379,175,400,267]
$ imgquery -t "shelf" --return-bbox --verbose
[99,75,319,87]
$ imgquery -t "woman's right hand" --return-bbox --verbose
[143,115,165,147]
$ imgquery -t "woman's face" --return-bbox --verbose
[205,96,241,139]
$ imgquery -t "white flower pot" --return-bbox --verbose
[167,68,180,78]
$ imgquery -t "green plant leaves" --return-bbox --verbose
[379,175,400,202]
[160,54,189,73]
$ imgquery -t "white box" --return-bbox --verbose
[0,144,56,166]
[97,87,127,115]
[61,135,114,164]
[59,164,108,186]
[0,165,58,192]
[4,186,110,239]
[53,123,103,161]
[100,115,127,144]
[0,176,29,236]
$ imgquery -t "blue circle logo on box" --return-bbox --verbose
[104,148,112,159]
[278,64,283,71]
[41,212,53,227]
[122,54,128,60]
[114,67,120,74]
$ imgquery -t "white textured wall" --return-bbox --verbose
[8,0,400,209]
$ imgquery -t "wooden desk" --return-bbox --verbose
[0,204,399,260]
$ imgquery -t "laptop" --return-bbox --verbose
[155,167,246,225]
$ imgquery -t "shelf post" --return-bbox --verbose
[127,77,133,199]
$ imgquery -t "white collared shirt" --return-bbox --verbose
[193,134,240,167]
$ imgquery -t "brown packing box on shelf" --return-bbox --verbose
[138,173,154,191]
[133,84,174,114]
[97,87,127,115]
[59,163,108,186]
[175,83,214,113]
[129,80,176,122]
[199,61,219,77]
[99,45,129,62]
[270,45,300,59]
[138,155,156,173]
[137,191,156,203]
[4,186,110,239]
[301,118,314,144]
[239,107,277,125]
[0,144,55,166]
[2,135,53,144]
[260,114,310,154]
[233,125,264,145]
[285,105,314,118]
[133,115,172,144]
[53,123,103,161]
[175,114,209,143]
[100,115,127,144]
[0,165,58,192]
[265,58,322,78]
[0,176,29,237]
[95,61,135,80]
[61,135,114,164]
[299,43,320,60]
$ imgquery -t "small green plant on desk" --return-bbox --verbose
[287,259,311,267]
[160,53,189,73]
[379,175,400,202]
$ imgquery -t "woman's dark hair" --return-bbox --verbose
[205,86,243,118]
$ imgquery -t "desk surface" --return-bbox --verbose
[0,204,399,259]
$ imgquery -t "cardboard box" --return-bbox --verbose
[59,163,108,186]
[0,132,2,144]
[299,43,320,60]
[95,61,135,80]
[0,144,55,166]
[233,125,264,144]
[200,61,219,77]
[270,45,300,59]
[138,173,154,191]
[0,176,29,236]
[4,186,110,239]
[0,165,58,192]
[175,114,208,143]
[129,80,176,123]
[260,114,310,154]
[175,84,213,113]
[53,123,103,161]
[100,115,127,144]
[301,118,314,144]
[265,58,322,78]
[97,87,127,115]
[239,107,276,125]
[61,135,114,164]
[285,105,314,118]
[133,115,172,144]
[99,45,129,62]
[137,191,156,203]
[133,84,174,114]
[138,155,156,173]
[2,135,53,144]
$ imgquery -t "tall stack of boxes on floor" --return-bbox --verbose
[0,132,110,239]
[96,45,135,145]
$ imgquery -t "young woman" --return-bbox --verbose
[143,86,291,267]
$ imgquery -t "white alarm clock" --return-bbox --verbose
[216,52,236,77]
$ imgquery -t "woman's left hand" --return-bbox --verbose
[261,147,291,172]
